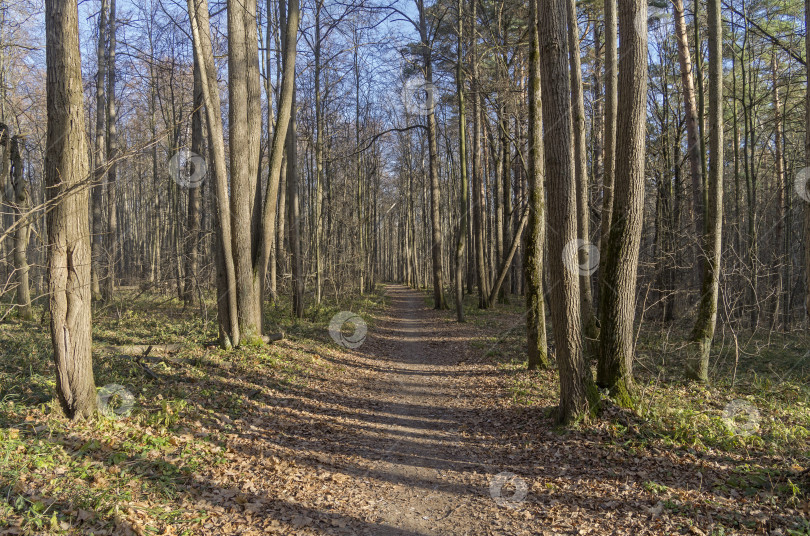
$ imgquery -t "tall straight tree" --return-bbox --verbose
[599,0,617,294]
[673,0,704,283]
[227,0,263,342]
[9,136,32,320]
[597,0,648,406]
[566,0,598,344]
[804,0,810,321]
[538,0,596,422]
[187,0,300,346]
[453,0,468,322]
[417,0,447,310]
[689,0,724,381]
[103,0,117,302]
[183,51,203,306]
[525,0,548,370]
[45,0,97,418]
[90,0,107,301]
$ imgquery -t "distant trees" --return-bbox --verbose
[1,128,32,319]
[2,0,806,419]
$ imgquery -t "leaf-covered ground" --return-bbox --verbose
[0,285,808,535]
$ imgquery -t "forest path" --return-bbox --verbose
[194,284,781,536]
[184,283,543,536]
[333,284,510,535]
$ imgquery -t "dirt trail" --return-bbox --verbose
[189,283,535,536]
[342,285,506,534]
[190,285,771,535]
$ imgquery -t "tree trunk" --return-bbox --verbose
[183,51,203,306]
[804,0,810,323]
[596,0,648,407]
[10,136,31,319]
[45,0,97,418]
[454,0,468,323]
[102,0,117,302]
[418,0,447,310]
[313,0,324,305]
[188,0,240,347]
[257,0,299,318]
[538,0,595,422]
[673,0,705,260]
[227,0,263,343]
[599,0,618,305]
[567,0,598,346]
[287,88,304,318]
[688,0,723,382]
[91,0,106,302]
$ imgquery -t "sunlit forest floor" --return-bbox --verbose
[0,284,808,535]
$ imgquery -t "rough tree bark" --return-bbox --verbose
[538,0,596,422]
[227,0,263,342]
[597,0,648,407]
[526,0,549,370]
[45,0,97,418]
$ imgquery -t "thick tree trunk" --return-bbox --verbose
[689,0,723,382]
[45,0,97,418]
[597,0,648,407]
[538,0,595,422]
[228,0,263,342]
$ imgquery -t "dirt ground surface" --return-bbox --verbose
[169,285,802,536]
